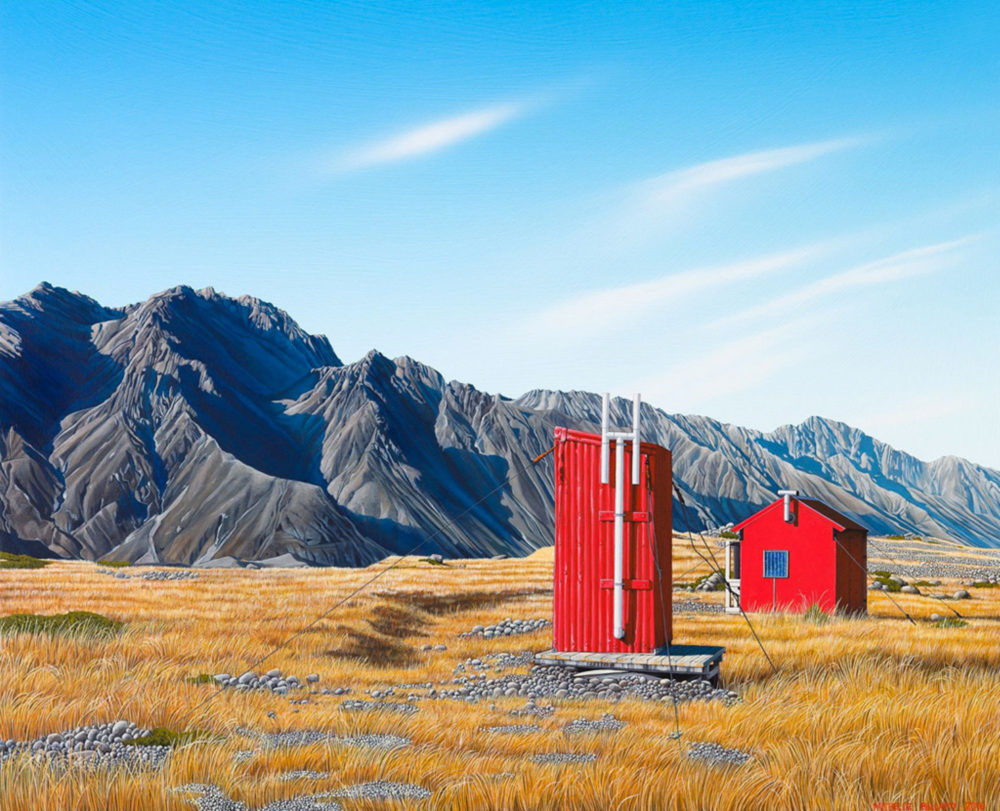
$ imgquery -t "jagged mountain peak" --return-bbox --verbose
[6,281,122,324]
[0,284,996,564]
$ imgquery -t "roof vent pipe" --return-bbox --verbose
[778,489,799,523]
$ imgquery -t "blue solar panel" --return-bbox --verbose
[763,550,788,578]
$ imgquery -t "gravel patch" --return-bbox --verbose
[422,664,738,705]
[279,771,329,782]
[211,669,305,695]
[0,720,171,770]
[98,568,200,581]
[672,600,725,614]
[454,651,535,674]
[334,733,411,750]
[868,540,1000,581]
[459,618,551,638]
[687,741,753,767]
[563,714,626,734]
[325,781,431,801]
[235,728,411,751]
[339,699,419,716]
[507,700,555,718]
[174,784,343,811]
[482,724,544,735]
[236,728,333,748]
[530,752,598,765]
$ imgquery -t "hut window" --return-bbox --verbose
[763,550,788,579]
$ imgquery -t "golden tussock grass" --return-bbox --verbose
[0,537,998,809]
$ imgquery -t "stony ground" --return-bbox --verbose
[2,538,1000,809]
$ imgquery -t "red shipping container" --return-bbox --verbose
[552,427,672,653]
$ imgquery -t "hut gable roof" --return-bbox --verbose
[733,497,867,534]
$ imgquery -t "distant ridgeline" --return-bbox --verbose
[1,283,998,566]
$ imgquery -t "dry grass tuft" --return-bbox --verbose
[0,541,998,809]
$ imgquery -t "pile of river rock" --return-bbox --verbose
[0,720,169,768]
[459,618,551,638]
[212,669,318,694]
[869,574,971,601]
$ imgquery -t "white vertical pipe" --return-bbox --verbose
[613,437,625,640]
[631,393,641,485]
[600,393,610,484]
[724,542,731,611]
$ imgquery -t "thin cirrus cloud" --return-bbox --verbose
[716,235,976,328]
[631,312,836,408]
[517,243,826,341]
[579,135,870,257]
[332,101,530,172]
[633,136,867,208]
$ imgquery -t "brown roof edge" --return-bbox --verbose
[799,499,868,533]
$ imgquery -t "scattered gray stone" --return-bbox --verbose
[563,714,626,733]
[173,784,343,811]
[694,572,726,592]
[954,589,971,600]
[687,741,753,767]
[325,781,431,801]
[672,599,725,614]
[900,585,920,594]
[429,661,738,706]
[459,618,551,639]
[483,724,543,735]
[929,613,944,623]
[279,771,329,782]
[97,568,200,582]
[530,752,598,765]
[339,699,419,716]
[507,700,555,718]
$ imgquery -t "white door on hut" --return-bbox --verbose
[724,539,741,613]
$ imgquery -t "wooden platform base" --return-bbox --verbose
[534,645,725,683]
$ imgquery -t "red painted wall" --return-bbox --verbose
[738,500,866,613]
[552,427,672,652]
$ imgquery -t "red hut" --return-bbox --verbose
[730,491,868,614]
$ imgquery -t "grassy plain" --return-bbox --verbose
[0,536,998,810]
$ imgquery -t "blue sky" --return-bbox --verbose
[2,1,998,467]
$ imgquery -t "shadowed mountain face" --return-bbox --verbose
[1,284,997,565]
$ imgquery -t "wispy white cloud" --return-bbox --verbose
[717,235,976,328]
[633,137,866,208]
[576,136,868,256]
[631,313,833,408]
[857,391,978,433]
[517,244,825,341]
[333,102,529,171]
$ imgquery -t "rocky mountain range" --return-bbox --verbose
[1,283,997,566]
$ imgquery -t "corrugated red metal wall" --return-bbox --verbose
[553,427,672,653]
